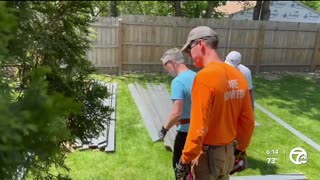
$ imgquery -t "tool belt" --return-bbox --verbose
[202,145,219,151]
[176,119,190,125]
[202,141,234,151]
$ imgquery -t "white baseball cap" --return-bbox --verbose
[225,51,241,68]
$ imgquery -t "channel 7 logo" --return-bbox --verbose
[289,147,308,165]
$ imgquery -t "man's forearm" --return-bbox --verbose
[164,113,181,130]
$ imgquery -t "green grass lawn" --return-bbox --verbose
[61,73,319,180]
[254,74,320,146]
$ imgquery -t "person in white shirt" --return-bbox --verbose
[225,51,254,110]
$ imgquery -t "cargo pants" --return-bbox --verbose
[190,142,235,180]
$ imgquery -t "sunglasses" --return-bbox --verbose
[187,40,199,53]
[187,37,211,53]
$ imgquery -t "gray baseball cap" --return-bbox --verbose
[160,48,184,64]
[181,26,218,53]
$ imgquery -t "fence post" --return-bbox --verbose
[311,27,320,72]
[254,24,265,74]
[173,20,178,47]
[225,27,232,59]
[117,18,123,74]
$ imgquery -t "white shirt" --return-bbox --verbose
[238,64,253,90]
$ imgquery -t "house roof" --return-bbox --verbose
[225,1,320,23]
[219,1,320,17]
[215,1,256,15]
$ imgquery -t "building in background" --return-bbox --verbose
[216,1,320,23]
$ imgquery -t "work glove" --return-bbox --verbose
[158,126,168,140]
[175,158,190,179]
[230,149,247,175]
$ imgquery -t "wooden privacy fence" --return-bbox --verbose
[87,15,320,74]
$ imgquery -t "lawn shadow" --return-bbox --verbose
[254,74,320,121]
[246,156,278,175]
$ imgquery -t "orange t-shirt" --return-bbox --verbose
[181,61,255,164]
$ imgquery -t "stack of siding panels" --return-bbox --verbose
[74,81,118,152]
[128,82,176,151]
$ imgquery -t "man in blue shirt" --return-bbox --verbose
[158,48,196,179]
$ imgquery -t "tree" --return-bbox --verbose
[92,1,227,18]
[253,1,270,21]
[0,1,17,92]
[7,1,112,141]
[174,1,183,17]
[110,1,118,17]
[206,1,215,18]
[0,2,16,60]
[90,1,110,17]
[300,1,320,12]
[180,1,226,18]
[0,68,80,180]
[253,1,262,20]
[1,1,112,179]
[117,1,174,16]
[0,2,79,178]
[260,1,270,20]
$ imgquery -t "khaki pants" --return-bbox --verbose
[191,142,235,180]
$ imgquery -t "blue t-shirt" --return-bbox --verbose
[171,70,196,132]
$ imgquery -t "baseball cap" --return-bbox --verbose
[160,48,184,65]
[181,26,218,53]
[225,51,241,68]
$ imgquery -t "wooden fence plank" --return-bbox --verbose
[254,24,265,73]
[311,27,320,71]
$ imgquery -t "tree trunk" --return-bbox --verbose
[174,1,183,17]
[206,1,215,18]
[253,0,262,20]
[110,1,118,17]
[260,1,270,20]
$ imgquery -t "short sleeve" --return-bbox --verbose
[171,80,184,100]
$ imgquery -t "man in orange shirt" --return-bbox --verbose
[176,26,255,179]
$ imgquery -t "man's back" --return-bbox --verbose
[178,26,254,179]
[171,70,196,132]
[189,61,254,150]
[238,64,253,90]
